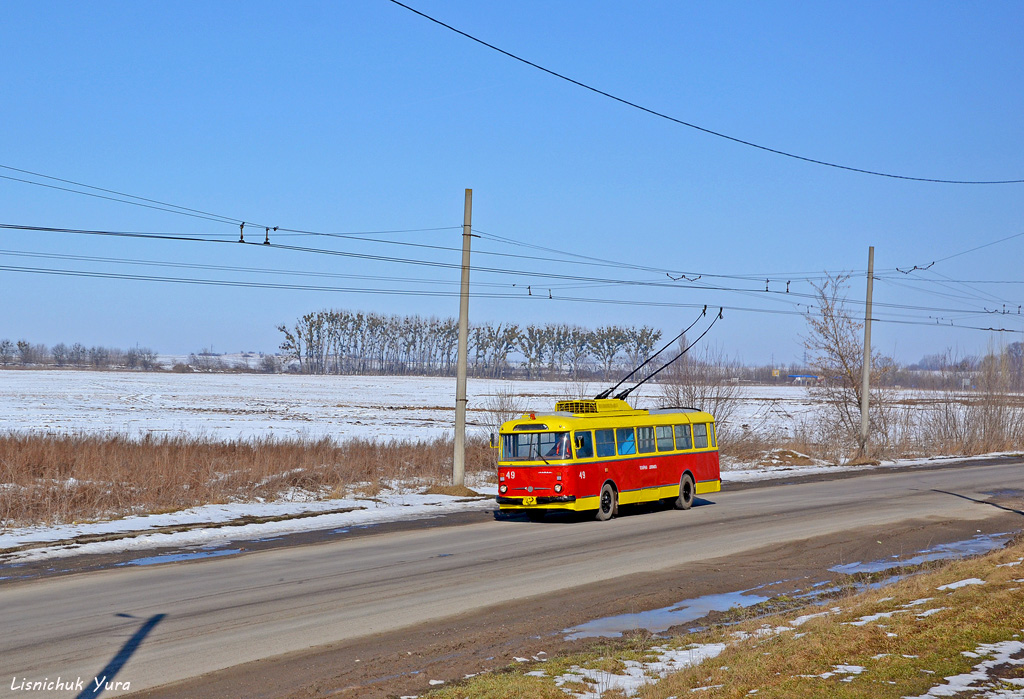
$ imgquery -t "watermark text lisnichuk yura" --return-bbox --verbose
[10,676,131,692]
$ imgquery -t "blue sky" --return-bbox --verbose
[1,1,1022,364]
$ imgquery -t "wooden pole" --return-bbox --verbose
[453,189,472,487]
[859,246,874,456]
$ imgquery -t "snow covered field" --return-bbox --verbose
[0,370,817,442]
[0,370,997,564]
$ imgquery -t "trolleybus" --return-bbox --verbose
[495,398,720,521]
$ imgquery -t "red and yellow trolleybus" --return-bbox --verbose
[495,398,720,521]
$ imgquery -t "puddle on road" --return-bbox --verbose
[117,548,242,567]
[829,533,1011,575]
[982,489,1024,498]
[566,532,1013,640]
[564,589,770,640]
[332,524,376,535]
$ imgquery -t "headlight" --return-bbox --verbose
[499,484,507,494]
[554,483,562,493]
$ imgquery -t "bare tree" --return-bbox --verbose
[1008,341,1024,391]
[88,346,110,369]
[126,346,159,370]
[16,341,49,366]
[659,341,741,444]
[546,323,571,375]
[277,322,306,372]
[52,343,70,367]
[69,343,87,367]
[0,339,16,366]
[917,345,1024,456]
[16,340,33,365]
[483,384,528,435]
[591,326,627,378]
[565,326,592,379]
[624,325,663,375]
[470,324,491,376]
[485,323,519,378]
[516,325,547,379]
[803,274,895,460]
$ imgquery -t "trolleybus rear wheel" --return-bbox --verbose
[674,473,695,510]
[596,483,617,521]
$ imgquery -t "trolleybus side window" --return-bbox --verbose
[709,423,717,448]
[637,426,656,453]
[693,423,709,449]
[595,429,616,457]
[655,424,675,451]
[674,424,692,450]
[616,427,637,455]
[574,430,594,459]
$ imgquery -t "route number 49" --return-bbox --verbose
[579,471,586,479]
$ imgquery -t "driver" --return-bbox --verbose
[546,433,570,458]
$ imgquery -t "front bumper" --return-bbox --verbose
[496,495,577,506]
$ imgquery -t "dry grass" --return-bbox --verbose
[721,388,1024,466]
[644,537,1024,698]
[0,432,494,528]
[426,673,567,699]
[423,536,1024,699]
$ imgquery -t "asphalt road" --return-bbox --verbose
[2,460,1023,697]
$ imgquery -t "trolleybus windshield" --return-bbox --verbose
[502,431,571,461]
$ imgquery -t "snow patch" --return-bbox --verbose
[904,638,1024,698]
[0,486,496,564]
[937,578,986,591]
[554,644,725,699]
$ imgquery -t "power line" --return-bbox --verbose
[0,173,238,225]
[933,230,1024,264]
[0,164,243,225]
[879,276,1007,310]
[0,247,521,290]
[2,221,1018,322]
[4,163,949,290]
[0,222,965,313]
[475,228,852,283]
[895,229,1024,275]
[0,163,462,240]
[0,164,856,281]
[386,0,1024,186]
[0,260,1016,332]
[888,277,1024,285]
[0,165,852,281]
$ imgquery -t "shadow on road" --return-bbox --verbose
[493,497,716,524]
[76,613,166,698]
[932,488,1024,517]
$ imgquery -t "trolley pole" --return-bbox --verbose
[859,246,875,457]
[453,189,473,487]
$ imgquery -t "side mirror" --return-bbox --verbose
[489,432,497,449]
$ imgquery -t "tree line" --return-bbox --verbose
[276,309,664,379]
[0,340,160,370]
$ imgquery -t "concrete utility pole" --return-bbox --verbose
[859,246,875,456]
[453,189,473,487]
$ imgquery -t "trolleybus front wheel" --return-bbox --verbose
[596,483,617,521]
[674,473,695,510]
